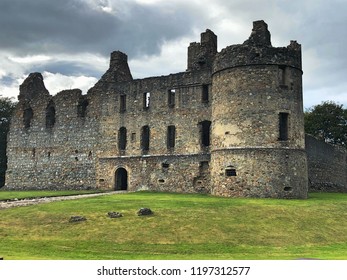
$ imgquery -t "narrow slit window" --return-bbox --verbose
[278,112,289,141]
[118,127,127,150]
[168,89,175,108]
[143,92,150,110]
[141,125,150,152]
[120,95,126,113]
[167,125,176,149]
[202,84,209,103]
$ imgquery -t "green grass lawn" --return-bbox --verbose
[0,191,346,260]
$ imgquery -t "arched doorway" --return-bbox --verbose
[115,168,128,191]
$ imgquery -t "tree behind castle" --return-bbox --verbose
[305,101,347,149]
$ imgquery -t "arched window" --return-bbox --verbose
[45,100,56,129]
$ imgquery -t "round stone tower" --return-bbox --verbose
[210,20,308,198]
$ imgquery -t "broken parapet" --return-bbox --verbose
[187,29,217,71]
[213,20,302,74]
[99,51,133,84]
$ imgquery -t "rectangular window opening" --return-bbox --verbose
[131,132,136,142]
[143,92,150,110]
[225,167,237,177]
[120,95,126,113]
[141,125,150,152]
[199,120,211,148]
[118,127,127,150]
[202,84,209,103]
[279,65,289,88]
[167,125,176,149]
[168,89,175,108]
[278,112,289,141]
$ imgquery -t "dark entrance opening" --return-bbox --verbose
[115,168,128,191]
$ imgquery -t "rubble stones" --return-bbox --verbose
[107,211,123,218]
[69,216,87,223]
[137,208,154,216]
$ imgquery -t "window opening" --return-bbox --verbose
[45,100,56,129]
[120,95,126,113]
[199,120,211,147]
[225,166,237,176]
[279,65,289,87]
[278,112,289,141]
[118,127,127,150]
[143,92,150,110]
[167,125,176,149]
[202,84,209,103]
[131,132,136,142]
[141,125,150,152]
[77,99,88,118]
[168,89,175,108]
[23,107,33,128]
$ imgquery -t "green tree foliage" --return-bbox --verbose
[304,101,347,148]
[0,97,16,187]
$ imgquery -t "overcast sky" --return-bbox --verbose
[0,0,346,109]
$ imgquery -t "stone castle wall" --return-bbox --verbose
[306,134,347,192]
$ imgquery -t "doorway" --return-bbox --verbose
[115,168,128,191]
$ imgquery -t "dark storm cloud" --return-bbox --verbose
[0,0,195,58]
[34,61,102,77]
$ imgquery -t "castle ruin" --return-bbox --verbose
[5,20,347,197]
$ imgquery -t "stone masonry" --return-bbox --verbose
[5,20,316,198]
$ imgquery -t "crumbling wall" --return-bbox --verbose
[5,74,100,190]
[306,134,347,192]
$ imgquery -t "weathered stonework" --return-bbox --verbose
[306,135,347,192]
[5,20,316,198]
